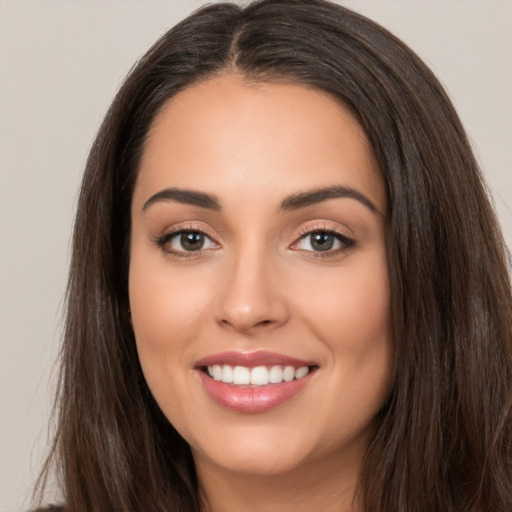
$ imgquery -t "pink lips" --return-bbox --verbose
[195,350,317,369]
[195,351,317,413]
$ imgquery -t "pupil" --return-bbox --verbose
[181,232,204,251]
[311,232,334,251]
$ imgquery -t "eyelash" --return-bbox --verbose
[154,224,356,260]
[154,225,217,260]
[292,225,356,259]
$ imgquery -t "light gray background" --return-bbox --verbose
[1,1,511,511]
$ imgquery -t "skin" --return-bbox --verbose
[129,74,393,512]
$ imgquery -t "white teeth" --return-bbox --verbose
[295,366,309,379]
[283,366,295,382]
[221,365,233,384]
[207,364,311,386]
[212,365,222,381]
[250,366,269,385]
[232,366,251,385]
[269,365,283,383]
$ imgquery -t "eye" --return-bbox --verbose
[173,231,208,252]
[157,229,218,255]
[292,230,355,254]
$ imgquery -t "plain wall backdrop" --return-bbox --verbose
[1,1,511,510]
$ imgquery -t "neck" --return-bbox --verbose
[195,446,363,512]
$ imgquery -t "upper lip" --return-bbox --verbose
[195,350,317,369]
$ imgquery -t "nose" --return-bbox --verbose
[214,247,290,335]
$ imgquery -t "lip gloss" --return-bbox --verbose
[195,351,317,413]
[197,370,313,413]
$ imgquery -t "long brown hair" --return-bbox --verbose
[36,1,512,510]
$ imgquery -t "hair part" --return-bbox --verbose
[36,1,512,511]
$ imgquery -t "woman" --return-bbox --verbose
[35,0,512,511]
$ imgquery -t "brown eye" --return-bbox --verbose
[157,229,219,256]
[310,232,335,251]
[180,232,205,251]
[293,230,355,254]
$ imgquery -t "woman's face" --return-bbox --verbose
[129,74,392,479]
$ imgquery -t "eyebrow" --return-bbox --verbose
[279,185,379,214]
[143,188,221,212]
[142,185,379,215]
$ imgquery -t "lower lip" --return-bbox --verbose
[197,370,314,413]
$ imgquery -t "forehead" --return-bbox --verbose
[135,74,385,212]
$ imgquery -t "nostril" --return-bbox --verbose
[253,319,277,330]
[219,317,275,331]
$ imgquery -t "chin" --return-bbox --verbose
[188,423,316,476]
[195,444,308,476]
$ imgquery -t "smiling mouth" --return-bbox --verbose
[201,364,318,387]
[194,351,319,412]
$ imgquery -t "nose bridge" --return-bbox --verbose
[215,238,288,333]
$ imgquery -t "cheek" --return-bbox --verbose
[293,252,391,352]
[129,245,213,339]
[294,251,393,414]
[128,249,209,398]
[128,260,209,445]
[295,254,392,441]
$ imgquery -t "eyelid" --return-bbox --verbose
[169,231,217,251]
[152,220,355,259]
[292,220,353,241]
[289,221,356,255]
[153,222,221,258]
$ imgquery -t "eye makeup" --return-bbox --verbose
[152,221,356,262]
